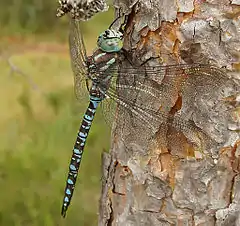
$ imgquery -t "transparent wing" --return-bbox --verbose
[96,63,228,84]
[98,63,237,151]
[69,18,89,101]
[104,81,212,151]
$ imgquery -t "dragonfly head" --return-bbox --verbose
[97,29,123,53]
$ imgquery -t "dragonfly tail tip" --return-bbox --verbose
[61,207,67,218]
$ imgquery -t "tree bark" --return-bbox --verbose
[99,1,240,226]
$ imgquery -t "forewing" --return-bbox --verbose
[69,18,89,101]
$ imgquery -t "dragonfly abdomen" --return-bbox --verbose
[61,95,102,217]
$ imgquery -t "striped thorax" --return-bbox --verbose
[85,29,123,96]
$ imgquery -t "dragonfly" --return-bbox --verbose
[61,17,236,217]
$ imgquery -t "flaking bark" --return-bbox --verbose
[99,1,240,226]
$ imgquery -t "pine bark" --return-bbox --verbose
[99,1,240,226]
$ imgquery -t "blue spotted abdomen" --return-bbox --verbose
[61,49,118,218]
[61,96,101,217]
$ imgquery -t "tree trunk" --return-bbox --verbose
[99,1,240,226]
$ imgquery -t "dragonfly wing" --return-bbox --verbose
[98,63,237,152]
[105,84,206,151]
[102,69,172,150]
[99,95,117,129]
[69,18,89,101]
[179,66,239,147]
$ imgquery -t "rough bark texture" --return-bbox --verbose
[99,1,240,226]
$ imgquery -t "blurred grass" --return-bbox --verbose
[0,13,113,226]
[0,0,114,37]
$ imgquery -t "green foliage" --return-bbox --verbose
[18,86,33,117]
[0,0,114,37]
[45,92,64,114]
[0,47,111,225]
[0,0,58,33]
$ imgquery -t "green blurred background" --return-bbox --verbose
[0,1,114,225]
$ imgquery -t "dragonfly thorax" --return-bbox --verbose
[97,29,123,53]
[87,49,118,79]
[89,82,106,99]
